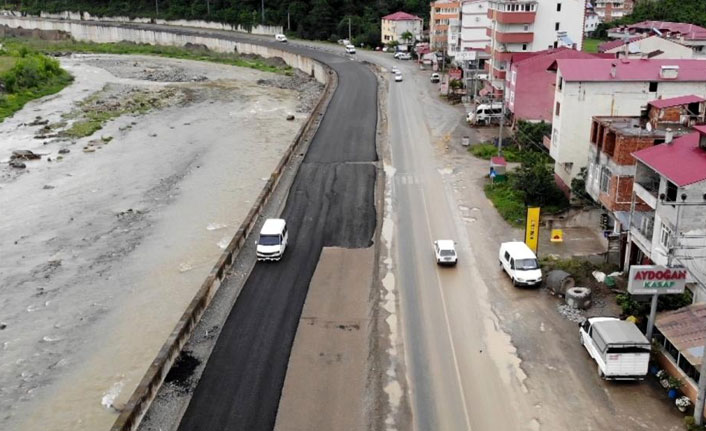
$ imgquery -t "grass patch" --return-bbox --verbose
[583,38,602,53]
[484,181,527,227]
[0,56,18,74]
[470,142,551,164]
[65,119,104,138]
[1,38,293,76]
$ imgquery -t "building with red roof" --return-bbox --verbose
[625,128,706,302]
[546,58,706,191]
[504,47,607,123]
[381,11,423,44]
[608,21,706,56]
[599,35,698,60]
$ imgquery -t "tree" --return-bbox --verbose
[511,152,568,208]
[400,30,414,44]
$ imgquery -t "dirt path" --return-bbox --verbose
[0,54,321,431]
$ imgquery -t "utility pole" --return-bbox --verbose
[206,0,210,17]
[498,98,505,156]
[155,0,158,16]
[287,10,290,31]
[695,332,706,425]
[348,17,352,42]
[261,0,265,24]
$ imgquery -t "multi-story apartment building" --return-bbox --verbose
[594,0,633,22]
[548,59,706,193]
[505,47,604,123]
[485,0,585,96]
[430,0,461,50]
[585,4,600,36]
[627,126,706,303]
[381,11,423,44]
[585,95,705,231]
[461,0,491,51]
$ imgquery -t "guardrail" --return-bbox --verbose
[111,62,336,431]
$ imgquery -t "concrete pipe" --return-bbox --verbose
[565,287,592,310]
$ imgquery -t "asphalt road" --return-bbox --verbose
[159,36,379,431]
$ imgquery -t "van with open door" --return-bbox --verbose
[256,218,288,261]
[499,241,542,286]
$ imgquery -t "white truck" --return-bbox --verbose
[579,317,651,380]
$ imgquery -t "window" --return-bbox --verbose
[511,70,517,84]
[555,101,561,116]
[649,81,658,92]
[660,223,672,248]
[522,43,527,51]
[553,41,558,48]
[524,24,529,31]
[665,180,678,202]
[555,22,560,31]
[558,76,563,91]
[557,3,562,11]
[600,167,611,193]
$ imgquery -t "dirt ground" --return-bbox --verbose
[0,53,321,431]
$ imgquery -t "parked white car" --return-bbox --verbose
[274,34,288,43]
[430,73,440,83]
[579,317,650,380]
[397,52,412,60]
[434,240,457,265]
[498,241,542,286]
[345,44,356,54]
[394,73,403,82]
[391,66,400,74]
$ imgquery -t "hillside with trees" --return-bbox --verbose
[594,0,706,37]
[13,0,429,46]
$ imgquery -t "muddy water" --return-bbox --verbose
[0,55,310,431]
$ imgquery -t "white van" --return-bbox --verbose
[256,218,288,261]
[467,103,503,125]
[498,241,542,286]
[274,34,288,43]
[345,44,357,54]
[579,317,650,380]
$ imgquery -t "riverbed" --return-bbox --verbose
[0,53,320,431]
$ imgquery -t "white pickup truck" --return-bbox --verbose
[579,317,650,380]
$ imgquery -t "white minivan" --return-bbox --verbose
[498,241,542,286]
[345,44,357,54]
[467,103,503,125]
[256,218,288,261]
[274,34,288,43]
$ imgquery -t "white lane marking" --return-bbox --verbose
[418,187,473,431]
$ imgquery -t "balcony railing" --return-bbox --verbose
[635,178,660,197]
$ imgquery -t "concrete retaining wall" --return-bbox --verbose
[31,10,283,35]
[0,16,334,431]
[0,16,325,84]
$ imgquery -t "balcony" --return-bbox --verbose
[487,28,534,44]
[492,50,513,62]
[633,178,659,209]
[630,211,655,256]
[492,67,506,80]
[487,9,536,24]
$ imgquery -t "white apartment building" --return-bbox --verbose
[585,6,599,36]
[431,0,461,50]
[594,0,633,22]
[461,0,491,51]
[628,128,706,303]
[485,0,585,95]
[549,59,706,192]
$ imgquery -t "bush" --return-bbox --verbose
[511,152,568,208]
[484,181,526,227]
[616,291,693,318]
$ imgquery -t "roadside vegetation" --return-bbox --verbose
[1,38,293,75]
[484,152,569,227]
[593,0,706,39]
[0,44,73,121]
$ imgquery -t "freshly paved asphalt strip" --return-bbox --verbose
[173,41,378,430]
